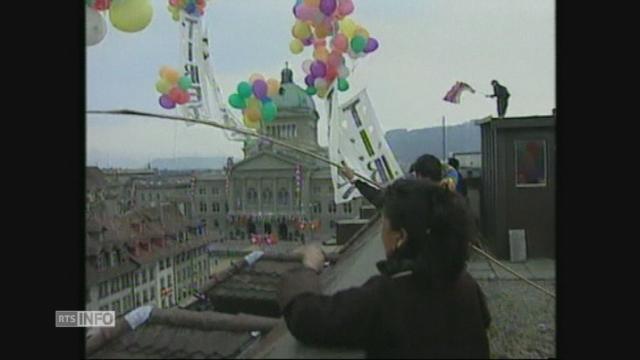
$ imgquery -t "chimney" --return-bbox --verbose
[281,62,293,84]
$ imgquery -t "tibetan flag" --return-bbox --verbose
[443,82,476,104]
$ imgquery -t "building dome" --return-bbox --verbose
[271,64,317,115]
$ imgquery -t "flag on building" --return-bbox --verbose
[443,82,476,104]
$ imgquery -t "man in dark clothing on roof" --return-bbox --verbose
[486,80,510,118]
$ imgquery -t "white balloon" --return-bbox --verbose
[86,7,107,47]
[302,60,313,75]
[338,65,350,78]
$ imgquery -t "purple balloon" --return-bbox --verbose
[319,0,337,16]
[310,61,327,78]
[305,74,316,87]
[364,37,380,53]
[253,80,268,100]
[302,37,314,46]
[159,95,176,109]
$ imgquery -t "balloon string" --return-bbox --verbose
[87,109,380,188]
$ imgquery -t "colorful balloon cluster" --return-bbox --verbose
[227,74,281,130]
[155,66,193,109]
[85,0,153,46]
[289,0,379,98]
[167,0,207,21]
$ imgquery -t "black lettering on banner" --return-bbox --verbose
[342,99,362,128]
[374,158,389,183]
[188,85,202,100]
[381,155,395,180]
[366,161,380,184]
[188,42,193,62]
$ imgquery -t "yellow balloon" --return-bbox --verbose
[293,21,312,40]
[110,0,154,33]
[289,39,304,54]
[247,97,263,111]
[267,79,281,97]
[249,73,265,84]
[354,27,370,39]
[339,18,357,38]
[304,0,320,6]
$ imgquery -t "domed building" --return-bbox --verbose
[194,65,363,242]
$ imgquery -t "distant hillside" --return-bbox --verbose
[385,121,481,170]
[150,157,228,170]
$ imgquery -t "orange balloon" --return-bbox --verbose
[249,73,265,84]
[267,78,280,97]
[314,23,331,39]
[314,47,329,62]
[245,107,262,123]
[162,67,180,84]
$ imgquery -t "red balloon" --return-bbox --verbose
[92,0,111,11]
[169,87,182,102]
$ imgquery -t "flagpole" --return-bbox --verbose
[442,116,447,161]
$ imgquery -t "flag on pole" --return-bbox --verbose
[443,82,476,104]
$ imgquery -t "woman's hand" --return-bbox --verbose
[294,244,326,273]
[340,161,356,182]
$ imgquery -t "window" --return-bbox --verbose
[312,202,322,214]
[142,270,147,284]
[100,305,109,311]
[157,193,160,200]
[247,188,258,204]
[143,290,148,303]
[112,300,121,315]
[211,187,219,196]
[212,202,220,213]
[150,286,156,300]
[200,202,208,213]
[111,279,118,294]
[515,140,547,187]
[343,203,352,214]
[277,188,289,206]
[135,293,141,307]
[313,186,321,194]
[160,258,165,270]
[161,277,165,288]
[199,187,207,195]
[328,201,337,213]
[141,193,145,201]
[150,268,155,281]
[262,188,273,204]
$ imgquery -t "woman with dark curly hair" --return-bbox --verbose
[277,179,491,358]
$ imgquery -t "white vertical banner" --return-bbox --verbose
[329,89,404,204]
[178,12,247,141]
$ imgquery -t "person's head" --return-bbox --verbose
[382,179,474,286]
[409,154,442,182]
[491,80,498,86]
[448,157,460,170]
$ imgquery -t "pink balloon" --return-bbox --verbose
[169,0,179,6]
[297,4,315,21]
[333,34,348,52]
[338,0,354,16]
[327,51,342,68]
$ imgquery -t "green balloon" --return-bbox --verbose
[338,78,350,92]
[262,102,278,123]
[306,86,318,96]
[237,82,253,99]
[351,36,367,53]
[228,93,247,109]
[178,76,192,90]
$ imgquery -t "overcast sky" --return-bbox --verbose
[87,0,555,168]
